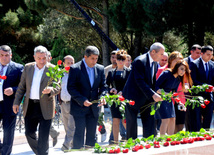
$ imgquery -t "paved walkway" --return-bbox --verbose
[8,110,214,154]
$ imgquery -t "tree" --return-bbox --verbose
[0,0,43,64]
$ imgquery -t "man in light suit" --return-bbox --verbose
[0,45,23,155]
[13,45,60,155]
[123,42,164,139]
[67,46,107,149]
[189,45,214,131]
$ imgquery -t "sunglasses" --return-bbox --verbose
[117,58,126,61]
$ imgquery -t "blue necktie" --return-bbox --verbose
[205,63,209,80]
[0,65,5,82]
[87,67,94,87]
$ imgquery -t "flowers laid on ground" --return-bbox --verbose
[41,60,70,98]
[94,128,214,153]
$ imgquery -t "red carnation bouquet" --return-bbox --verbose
[147,84,212,115]
[41,60,70,98]
[101,94,135,120]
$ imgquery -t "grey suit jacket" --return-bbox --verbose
[13,62,60,120]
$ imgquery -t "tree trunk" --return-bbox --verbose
[102,0,110,67]
[133,32,142,58]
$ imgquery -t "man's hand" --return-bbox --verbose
[98,98,106,107]
[13,105,19,114]
[110,88,117,95]
[42,87,52,94]
[118,91,122,96]
[84,100,92,107]
[4,87,13,96]
[152,93,163,102]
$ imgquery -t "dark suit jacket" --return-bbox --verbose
[67,60,107,118]
[1,61,23,116]
[13,62,60,120]
[123,52,158,110]
[190,57,214,101]
[184,56,191,66]
[106,67,131,92]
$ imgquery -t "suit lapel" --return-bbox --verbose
[199,58,206,77]
[40,64,49,84]
[28,63,35,91]
[81,61,91,88]
[146,53,152,83]
[5,61,13,77]
[92,65,98,88]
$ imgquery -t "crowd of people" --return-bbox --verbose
[0,42,213,155]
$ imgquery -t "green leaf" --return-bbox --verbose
[46,72,50,77]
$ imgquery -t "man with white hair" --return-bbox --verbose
[123,42,164,139]
[13,45,60,155]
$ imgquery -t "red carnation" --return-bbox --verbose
[122,148,129,153]
[173,92,179,97]
[201,104,206,109]
[163,141,169,146]
[118,96,125,101]
[175,98,181,103]
[57,60,62,65]
[1,76,7,80]
[129,100,135,106]
[123,119,126,123]
[65,66,70,71]
[204,100,210,105]
[206,85,213,92]
[145,144,151,149]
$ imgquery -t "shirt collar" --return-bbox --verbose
[83,58,94,69]
[0,62,10,67]
[201,57,208,65]
[148,52,154,66]
[34,63,46,71]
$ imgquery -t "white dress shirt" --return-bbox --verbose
[60,73,71,102]
[0,63,9,101]
[30,64,45,100]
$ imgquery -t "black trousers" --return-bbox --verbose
[24,99,52,155]
[126,104,156,139]
[0,113,16,155]
[72,109,98,149]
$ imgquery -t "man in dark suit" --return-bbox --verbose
[184,44,201,67]
[189,45,214,131]
[123,42,165,139]
[13,45,60,155]
[67,46,107,149]
[184,44,201,131]
[0,45,23,155]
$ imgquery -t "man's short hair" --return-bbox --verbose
[34,45,48,56]
[201,45,213,54]
[0,45,12,54]
[63,55,74,62]
[150,42,165,53]
[84,46,99,57]
[163,52,168,57]
[111,50,117,55]
[47,51,51,57]
[191,44,201,51]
